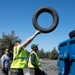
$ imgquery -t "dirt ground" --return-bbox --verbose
[0,59,58,75]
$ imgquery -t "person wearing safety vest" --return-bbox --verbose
[28,44,43,75]
[10,30,41,75]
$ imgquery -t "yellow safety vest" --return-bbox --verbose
[10,45,27,68]
[28,51,41,68]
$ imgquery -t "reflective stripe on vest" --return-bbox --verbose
[28,51,41,68]
[13,57,27,60]
[10,45,27,68]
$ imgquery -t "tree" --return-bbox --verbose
[0,31,21,59]
[37,48,44,59]
[50,47,58,60]
[44,51,51,59]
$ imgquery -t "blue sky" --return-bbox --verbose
[0,0,75,52]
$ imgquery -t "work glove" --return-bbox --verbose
[39,67,47,75]
[39,67,45,75]
[35,30,41,35]
[39,67,43,71]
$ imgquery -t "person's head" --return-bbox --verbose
[11,39,21,46]
[31,44,38,52]
[4,49,9,55]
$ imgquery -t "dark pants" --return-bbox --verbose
[10,69,24,75]
[29,68,42,75]
[2,68,8,75]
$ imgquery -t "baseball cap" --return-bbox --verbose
[11,39,20,44]
[31,44,38,49]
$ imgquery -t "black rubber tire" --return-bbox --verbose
[32,6,59,33]
[69,30,75,38]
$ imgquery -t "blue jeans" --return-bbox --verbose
[2,68,8,75]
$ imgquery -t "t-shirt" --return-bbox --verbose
[1,54,10,69]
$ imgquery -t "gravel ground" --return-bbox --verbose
[40,59,58,75]
[0,59,58,75]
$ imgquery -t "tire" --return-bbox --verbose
[32,6,59,33]
[69,30,75,38]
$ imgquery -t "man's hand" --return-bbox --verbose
[2,65,4,68]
